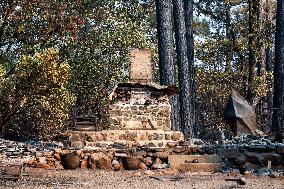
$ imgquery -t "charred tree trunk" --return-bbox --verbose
[155,0,180,131]
[247,0,259,103]
[173,0,193,137]
[272,0,284,132]
[184,0,196,138]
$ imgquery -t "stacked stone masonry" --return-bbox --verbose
[109,104,171,131]
[69,130,184,148]
[109,85,173,131]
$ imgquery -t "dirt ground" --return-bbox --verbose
[0,168,283,189]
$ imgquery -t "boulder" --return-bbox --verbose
[140,162,148,171]
[112,159,121,171]
[143,157,153,166]
[61,154,80,169]
[224,89,256,136]
[90,152,112,170]
[121,157,143,170]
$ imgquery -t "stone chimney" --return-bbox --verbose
[130,49,152,82]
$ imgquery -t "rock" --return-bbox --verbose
[190,147,200,154]
[35,152,43,157]
[112,160,121,171]
[152,163,168,169]
[122,157,143,170]
[144,170,155,176]
[80,159,88,169]
[143,157,153,166]
[75,150,82,156]
[154,158,163,164]
[276,146,284,154]
[140,162,148,171]
[239,177,246,185]
[37,157,47,164]
[90,152,112,170]
[254,168,271,176]
[171,133,182,141]
[156,151,169,159]
[162,168,179,176]
[224,89,256,136]
[61,150,70,154]
[61,154,80,169]
[167,142,177,148]
[54,153,61,161]
[70,141,85,148]
[54,147,62,154]
[114,152,127,157]
[146,152,155,157]
[44,151,54,157]
[132,151,146,158]
[179,141,191,146]
[270,171,282,178]
[89,163,96,170]
[172,146,186,153]
[54,161,63,169]
[233,155,247,167]
[35,163,50,169]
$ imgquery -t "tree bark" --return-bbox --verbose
[173,0,193,137]
[272,0,284,132]
[155,0,180,131]
[184,0,196,138]
[247,0,259,103]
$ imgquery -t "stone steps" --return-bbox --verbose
[178,163,223,172]
[169,155,223,172]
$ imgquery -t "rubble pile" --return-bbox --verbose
[0,134,283,176]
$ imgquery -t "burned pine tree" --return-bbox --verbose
[184,0,196,137]
[272,0,284,132]
[173,0,194,137]
[155,0,180,131]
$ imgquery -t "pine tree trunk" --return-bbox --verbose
[173,0,193,138]
[247,0,259,103]
[184,0,196,138]
[272,0,284,132]
[155,0,180,131]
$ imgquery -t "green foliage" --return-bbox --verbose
[194,0,275,136]
[0,49,74,140]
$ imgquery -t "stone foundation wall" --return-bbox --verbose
[109,104,171,130]
[68,130,184,148]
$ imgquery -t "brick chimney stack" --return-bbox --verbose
[130,49,152,82]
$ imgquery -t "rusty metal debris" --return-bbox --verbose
[224,89,257,136]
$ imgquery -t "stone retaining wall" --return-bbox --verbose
[68,130,184,149]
